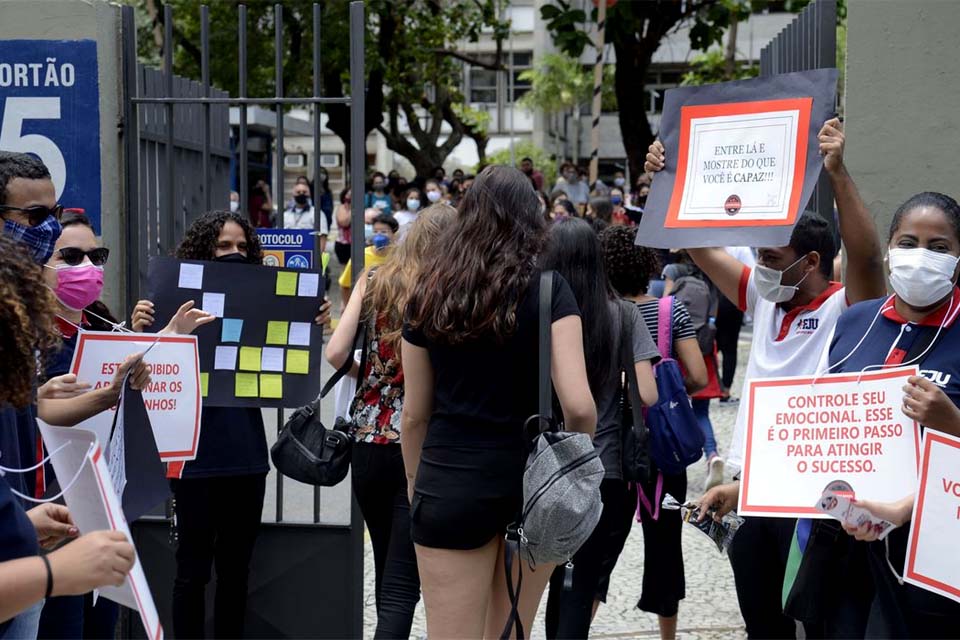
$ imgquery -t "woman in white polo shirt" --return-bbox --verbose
[645,117,887,638]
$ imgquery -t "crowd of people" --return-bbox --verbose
[1,110,959,640]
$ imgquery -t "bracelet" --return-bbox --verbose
[40,554,53,599]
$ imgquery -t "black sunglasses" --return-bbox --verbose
[58,247,109,266]
[0,204,63,226]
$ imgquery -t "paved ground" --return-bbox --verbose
[262,259,751,638]
[360,337,754,640]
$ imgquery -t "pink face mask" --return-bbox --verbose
[47,263,104,310]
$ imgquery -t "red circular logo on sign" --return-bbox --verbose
[725,195,742,215]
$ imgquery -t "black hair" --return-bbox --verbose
[339,187,351,204]
[554,199,578,218]
[789,211,837,279]
[888,192,960,244]
[0,151,51,205]
[542,217,615,396]
[371,171,386,182]
[373,213,400,233]
[521,157,534,164]
[599,226,661,297]
[176,210,263,263]
[57,209,120,330]
[588,197,613,224]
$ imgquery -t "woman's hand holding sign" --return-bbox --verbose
[818,118,846,175]
[843,495,915,542]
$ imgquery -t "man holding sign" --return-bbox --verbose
[646,118,887,638]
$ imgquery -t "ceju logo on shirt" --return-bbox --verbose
[920,369,952,388]
[796,317,820,334]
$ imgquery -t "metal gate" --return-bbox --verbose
[119,3,368,637]
[760,0,838,222]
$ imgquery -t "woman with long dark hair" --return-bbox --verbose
[540,218,660,639]
[401,166,598,638]
[326,203,456,638]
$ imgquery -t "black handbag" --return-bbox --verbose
[618,300,654,483]
[270,317,369,486]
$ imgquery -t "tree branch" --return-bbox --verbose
[433,49,505,71]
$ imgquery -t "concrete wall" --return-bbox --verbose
[845,0,960,240]
[0,0,125,313]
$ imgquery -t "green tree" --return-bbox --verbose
[123,0,507,176]
[480,141,557,188]
[517,53,591,161]
[540,0,824,178]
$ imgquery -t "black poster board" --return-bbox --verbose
[147,257,325,408]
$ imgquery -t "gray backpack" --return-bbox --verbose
[501,271,605,639]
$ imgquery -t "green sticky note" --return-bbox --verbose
[235,372,258,397]
[239,347,262,371]
[260,374,283,399]
[286,349,310,375]
[266,321,289,345]
[276,271,298,296]
[200,372,209,398]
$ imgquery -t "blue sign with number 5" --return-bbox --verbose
[0,40,101,232]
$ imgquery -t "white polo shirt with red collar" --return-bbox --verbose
[728,266,848,469]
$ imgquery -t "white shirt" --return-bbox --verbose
[283,206,329,234]
[552,178,590,205]
[727,267,848,468]
[393,210,418,227]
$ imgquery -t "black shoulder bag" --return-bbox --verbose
[270,316,369,487]
[618,300,654,483]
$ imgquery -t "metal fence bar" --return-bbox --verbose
[274,1,285,524]
[238,5,249,222]
[163,4,176,255]
[201,5,212,213]
[131,96,351,105]
[349,2,366,286]
[122,6,142,306]
[312,2,323,525]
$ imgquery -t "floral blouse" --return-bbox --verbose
[348,314,404,444]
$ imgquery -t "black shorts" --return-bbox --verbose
[411,436,525,551]
[334,241,351,266]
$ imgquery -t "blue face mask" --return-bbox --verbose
[611,196,623,205]
[3,215,62,264]
[372,233,390,250]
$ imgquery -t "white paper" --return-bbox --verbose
[38,424,164,640]
[297,272,320,298]
[288,322,311,347]
[68,331,203,462]
[107,401,127,498]
[261,347,285,372]
[904,430,960,604]
[738,367,921,519]
[178,263,204,289]
[201,292,226,318]
[214,345,238,370]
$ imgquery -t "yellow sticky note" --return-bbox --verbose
[239,347,262,371]
[260,374,283,399]
[285,349,310,375]
[276,271,298,296]
[235,373,258,397]
[266,321,289,345]
[200,373,209,398]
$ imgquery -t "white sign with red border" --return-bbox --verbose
[739,367,921,518]
[904,429,960,604]
[38,422,164,640]
[69,331,201,461]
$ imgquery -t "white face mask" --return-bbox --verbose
[406,199,420,212]
[888,247,959,308]
[754,254,811,303]
[426,190,442,203]
[613,177,625,187]
[229,200,240,213]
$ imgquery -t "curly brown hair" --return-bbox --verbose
[599,225,661,297]
[0,234,60,408]
[175,210,263,263]
[406,165,547,344]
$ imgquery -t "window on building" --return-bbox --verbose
[511,51,532,101]
[467,51,534,104]
[469,53,499,104]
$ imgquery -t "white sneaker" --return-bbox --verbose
[705,455,724,492]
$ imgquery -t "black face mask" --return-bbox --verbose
[294,194,309,206]
[215,252,248,264]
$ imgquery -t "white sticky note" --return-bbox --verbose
[201,292,226,318]
[178,263,204,289]
[297,272,320,298]
[288,322,311,347]
[214,345,238,370]
[261,347,285,372]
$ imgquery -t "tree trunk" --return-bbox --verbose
[613,41,656,180]
[724,15,739,78]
